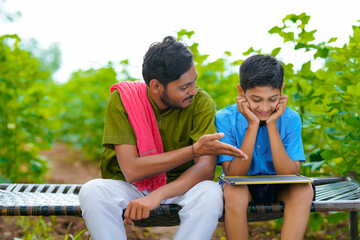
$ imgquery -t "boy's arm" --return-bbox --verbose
[266,95,300,174]
[267,125,300,174]
[123,154,216,225]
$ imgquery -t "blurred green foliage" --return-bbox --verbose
[264,13,360,177]
[1,13,360,186]
[55,65,119,160]
[0,34,54,182]
[16,216,88,240]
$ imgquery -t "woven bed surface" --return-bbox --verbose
[1,178,360,226]
[1,184,80,205]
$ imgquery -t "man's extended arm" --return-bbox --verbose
[115,132,247,183]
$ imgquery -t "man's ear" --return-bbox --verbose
[280,83,285,95]
[237,84,245,96]
[149,79,162,94]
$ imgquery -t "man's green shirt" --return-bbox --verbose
[100,86,217,183]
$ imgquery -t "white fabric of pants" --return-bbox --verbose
[79,179,223,240]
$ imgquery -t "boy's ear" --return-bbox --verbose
[237,84,245,96]
[280,83,285,95]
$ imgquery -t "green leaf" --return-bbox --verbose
[243,47,255,56]
[321,150,341,160]
[298,12,311,25]
[325,212,348,225]
[347,82,360,97]
[73,228,88,239]
[177,29,195,40]
[353,27,360,43]
[308,212,324,231]
[328,37,338,43]
[314,47,329,59]
[311,160,325,172]
[231,59,244,66]
[302,160,325,172]
[224,51,231,57]
[299,30,317,43]
[268,26,283,35]
[281,31,295,42]
[270,47,281,57]
[294,42,307,50]
[309,150,325,162]
[300,61,312,76]
[283,14,299,24]
[315,69,330,80]
[327,134,345,141]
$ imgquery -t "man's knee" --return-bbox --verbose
[182,180,223,215]
[194,180,223,202]
[79,178,105,202]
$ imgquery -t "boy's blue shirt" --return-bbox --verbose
[216,104,305,176]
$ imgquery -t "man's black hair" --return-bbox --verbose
[239,54,284,92]
[142,36,194,87]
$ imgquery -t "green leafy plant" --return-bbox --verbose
[16,216,55,240]
[54,62,133,160]
[0,34,55,182]
[16,216,89,240]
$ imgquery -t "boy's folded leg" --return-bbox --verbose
[277,183,314,239]
[222,183,251,240]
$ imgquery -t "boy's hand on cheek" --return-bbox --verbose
[266,95,288,126]
[236,96,259,126]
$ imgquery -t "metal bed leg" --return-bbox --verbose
[349,211,358,240]
[347,171,358,240]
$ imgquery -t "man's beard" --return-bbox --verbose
[160,89,193,110]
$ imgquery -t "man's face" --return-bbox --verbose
[243,86,282,121]
[160,64,198,109]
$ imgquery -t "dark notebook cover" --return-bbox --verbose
[219,174,313,185]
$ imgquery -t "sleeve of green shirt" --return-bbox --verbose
[190,88,217,143]
[102,89,136,150]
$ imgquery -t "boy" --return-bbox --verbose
[216,54,314,240]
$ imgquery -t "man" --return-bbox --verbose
[79,36,247,240]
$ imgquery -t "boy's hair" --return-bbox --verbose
[142,36,194,88]
[239,54,284,92]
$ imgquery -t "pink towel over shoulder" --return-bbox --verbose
[110,81,166,191]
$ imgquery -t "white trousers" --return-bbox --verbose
[79,179,223,240]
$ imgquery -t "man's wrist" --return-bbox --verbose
[191,144,199,158]
[149,187,166,203]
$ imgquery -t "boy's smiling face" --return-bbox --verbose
[240,85,283,121]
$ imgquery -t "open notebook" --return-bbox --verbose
[219,174,313,185]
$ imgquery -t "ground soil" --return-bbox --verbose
[0,144,351,239]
